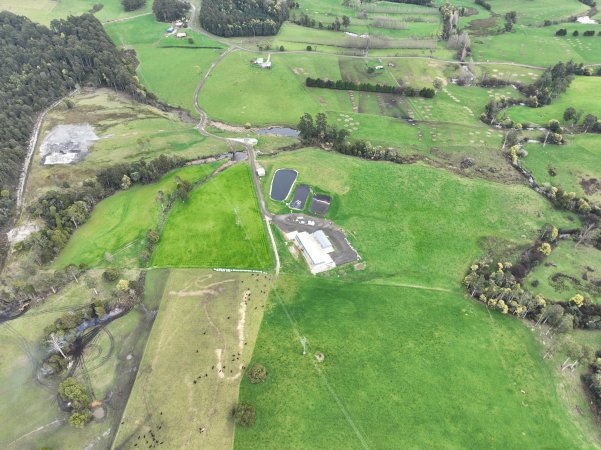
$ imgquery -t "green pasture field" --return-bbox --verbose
[199,51,322,126]
[24,90,228,207]
[522,134,601,205]
[472,24,601,66]
[475,63,542,83]
[0,0,151,25]
[0,269,148,449]
[236,276,594,449]
[464,0,586,26]
[151,163,273,270]
[258,148,576,286]
[54,163,221,269]
[506,77,601,126]
[106,15,225,113]
[525,241,601,304]
[112,269,272,449]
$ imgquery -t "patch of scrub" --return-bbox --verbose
[40,124,98,165]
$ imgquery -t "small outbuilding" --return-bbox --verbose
[256,165,266,177]
[176,32,187,38]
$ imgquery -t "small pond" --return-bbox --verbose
[270,169,298,201]
[256,127,300,137]
[290,184,310,210]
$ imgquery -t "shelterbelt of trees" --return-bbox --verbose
[199,0,290,37]
[0,12,153,235]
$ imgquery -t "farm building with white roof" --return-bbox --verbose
[293,231,335,274]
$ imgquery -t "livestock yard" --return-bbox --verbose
[3,0,601,448]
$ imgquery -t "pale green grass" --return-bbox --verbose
[112,269,272,449]
[151,163,273,269]
[0,0,151,25]
[472,24,601,66]
[24,90,228,207]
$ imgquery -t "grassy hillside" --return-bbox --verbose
[236,276,592,449]
[151,163,273,270]
[55,164,221,268]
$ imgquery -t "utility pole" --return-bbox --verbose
[300,336,307,355]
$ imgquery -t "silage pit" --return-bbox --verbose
[40,124,99,165]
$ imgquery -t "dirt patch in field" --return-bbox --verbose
[40,124,98,165]
[468,16,498,35]
[581,178,601,196]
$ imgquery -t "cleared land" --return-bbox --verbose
[54,163,222,269]
[258,149,576,285]
[106,15,226,113]
[525,240,601,303]
[236,276,592,449]
[472,24,601,66]
[112,269,272,449]
[151,163,273,270]
[0,0,151,24]
[506,77,601,126]
[522,133,601,205]
[24,90,229,207]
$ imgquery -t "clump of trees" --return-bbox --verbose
[504,11,517,32]
[59,377,92,428]
[247,363,268,383]
[291,12,350,31]
[199,0,289,37]
[519,61,586,106]
[234,403,256,427]
[305,77,435,98]
[152,0,189,22]
[439,3,459,40]
[122,0,146,11]
[475,0,492,11]
[298,113,416,163]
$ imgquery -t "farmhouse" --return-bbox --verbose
[292,230,335,274]
[253,55,272,69]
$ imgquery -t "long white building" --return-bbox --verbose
[293,231,335,274]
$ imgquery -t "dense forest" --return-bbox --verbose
[0,12,151,243]
[199,0,290,37]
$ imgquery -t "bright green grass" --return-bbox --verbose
[0,0,151,25]
[258,149,576,286]
[472,24,601,66]
[506,77,601,126]
[112,269,271,449]
[525,241,601,303]
[106,14,225,112]
[54,164,220,269]
[151,163,273,269]
[236,276,593,449]
[522,134,601,205]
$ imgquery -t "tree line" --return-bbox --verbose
[298,113,419,164]
[152,0,189,22]
[199,0,290,37]
[305,77,436,98]
[17,155,185,265]
[556,28,601,37]
[291,12,350,31]
[0,12,153,254]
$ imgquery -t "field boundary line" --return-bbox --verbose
[364,280,452,293]
[271,288,371,449]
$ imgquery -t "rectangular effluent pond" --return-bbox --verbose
[270,168,298,201]
[290,184,310,210]
[309,194,331,215]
